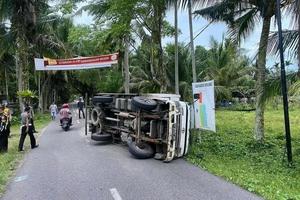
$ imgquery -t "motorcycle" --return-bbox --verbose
[61,118,71,131]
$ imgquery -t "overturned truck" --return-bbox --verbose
[89,93,190,162]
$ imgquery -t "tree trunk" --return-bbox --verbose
[124,36,130,94]
[298,8,300,73]
[188,0,197,83]
[41,75,51,113]
[254,16,272,142]
[175,0,179,95]
[12,0,37,112]
[4,66,9,101]
[15,41,24,112]
[152,1,167,92]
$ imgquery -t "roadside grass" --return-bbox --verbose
[187,108,300,200]
[0,113,51,195]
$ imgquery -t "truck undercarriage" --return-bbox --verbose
[89,93,190,162]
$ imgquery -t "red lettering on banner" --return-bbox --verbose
[46,54,118,67]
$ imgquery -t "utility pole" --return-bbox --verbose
[175,0,179,95]
[276,0,292,164]
[188,0,196,83]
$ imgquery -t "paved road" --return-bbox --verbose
[2,110,262,200]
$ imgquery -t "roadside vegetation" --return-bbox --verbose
[0,113,50,195]
[188,108,300,200]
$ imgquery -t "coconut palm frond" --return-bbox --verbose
[215,85,232,100]
[228,8,260,43]
[130,65,150,80]
[263,72,299,103]
[84,1,111,21]
[194,1,235,23]
[289,80,300,96]
[178,0,226,10]
[179,81,192,101]
[268,30,298,58]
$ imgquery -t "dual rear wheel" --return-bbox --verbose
[91,95,157,159]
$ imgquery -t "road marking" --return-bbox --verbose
[110,188,122,200]
[14,175,28,182]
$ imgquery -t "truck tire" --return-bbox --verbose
[91,133,112,141]
[127,137,154,159]
[131,96,157,111]
[92,96,113,104]
[91,108,101,126]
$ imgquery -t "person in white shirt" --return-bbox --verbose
[49,102,58,120]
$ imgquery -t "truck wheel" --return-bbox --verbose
[92,96,113,104]
[127,137,154,159]
[131,96,157,111]
[91,108,101,126]
[91,133,112,141]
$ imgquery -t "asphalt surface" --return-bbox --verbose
[1,110,262,200]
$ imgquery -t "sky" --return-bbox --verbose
[73,5,297,70]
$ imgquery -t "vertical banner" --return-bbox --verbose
[192,80,216,132]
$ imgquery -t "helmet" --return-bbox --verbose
[62,103,69,108]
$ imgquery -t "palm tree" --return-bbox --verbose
[201,38,254,101]
[0,0,50,110]
[193,0,292,142]
[83,0,140,93]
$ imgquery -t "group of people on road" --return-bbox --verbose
[0,97,86,153]
[0,102,38,152]
[49,97,85,124]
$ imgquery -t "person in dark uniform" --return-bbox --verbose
[24,103,38,133]
[3,102,11,137]
[0,104,8,152]
[77,97,85,119]
[18,106,39,151]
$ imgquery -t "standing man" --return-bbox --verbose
[49,102,58,120]
[18,106,39,151]
[77,97,85,119]
[24,103,38,133]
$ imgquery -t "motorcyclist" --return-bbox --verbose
[59,104,72,126]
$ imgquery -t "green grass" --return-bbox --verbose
[0,113,51,195]
[187,108,300,200]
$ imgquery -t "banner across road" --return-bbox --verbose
[34,53,119,71]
